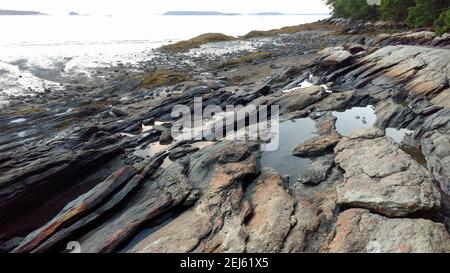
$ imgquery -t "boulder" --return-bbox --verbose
[328,209,450,253]
[13,166,138,253]
[298,154,335,186]
[129,141,261,253]
[321,45,450,101]
[276,86,328,113]
[293,134,341,157]
[246,169,295,253]
[317,47,353,67]
[335,128,441,217]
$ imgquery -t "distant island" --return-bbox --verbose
[0,9,46,16]
[163,11,240,16]
[69,11,90,16]
[250,12,285,16]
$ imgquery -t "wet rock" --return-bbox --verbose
[416,105,444,116]
[322,45,450,101]
[12,166,138,253]
[313,91,355,112]
[328,209,450,253]
[314,112,338,135]
[276,86,328,113]
[298,154,335,186]
[159,130,172,144]
[371,31,445,47]
[431,88,450,110]
[317,46,353,68]
[168,145,200,160]
[0,144,124,216]
[344,43,366,54]
[374,99,414,129]
[123,123,142,134]
[0,237,22,252]
[292,134,341,157]
[129,141,261,253]
[420,122,450,195]
[78,162,194,253]
[335,128,441,217]
[225,85,271,105]
[142,118,155,126]
[110,107,129,117]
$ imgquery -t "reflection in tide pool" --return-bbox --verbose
[332,106,376,136]
[385,128,427,166]
[385,128,413,144]
[260,118,316,182]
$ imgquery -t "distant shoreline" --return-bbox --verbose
[163,11,330,16]
[0,9,46,16]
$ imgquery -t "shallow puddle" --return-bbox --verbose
[385,128,427,166]
[385,128,413,144]
[260,118,316,183]
[332,106,376,136]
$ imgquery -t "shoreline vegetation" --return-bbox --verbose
[161,22,342,53]
[324,0,450,35]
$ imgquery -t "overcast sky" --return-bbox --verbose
[0,0,330,16]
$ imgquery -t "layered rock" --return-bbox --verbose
[245,169,295,253]
[129,141,261,253]
[276,86,328,112]
[292,134,341,157]
[322,45,450,104]
[328,209,450,253]
[334,128,441,217]
[13,166,139,253]
[369,31,450,47]
[417,109,450,195]
[298,154,335,186]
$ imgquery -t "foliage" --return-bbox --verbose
[405,0,450,27]
[380,0,416,22]
[434,9,450,35]
[324,0,450,33]
[332,0,379,20]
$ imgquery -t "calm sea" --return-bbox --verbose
[0,14,328,102]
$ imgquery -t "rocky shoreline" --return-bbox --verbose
[0,19,449,253]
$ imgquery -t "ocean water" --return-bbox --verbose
[0,14,328,103]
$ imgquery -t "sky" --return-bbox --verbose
[0,0,330,16]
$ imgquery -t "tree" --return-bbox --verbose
[380,0,416,22]
[332,0,379,20]
[434,9,450,35]
[406,0,450,27]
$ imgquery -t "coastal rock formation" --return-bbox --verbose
[298,154,335,186]
[276,86,328,112]
[245,169,294,253]
[417,110,450,195]
[292,134,341,157]
[316,47,353,68]
[328,209,450,253]
[1,18,449,254]
[369,31,450,47]
[129,141,261,253]
[322,45,450,102]
[334,128,441,217]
